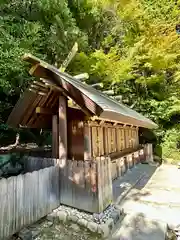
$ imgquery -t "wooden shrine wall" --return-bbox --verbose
[66,107,139,160]
[67,108,85,160]
[89,122,139,158]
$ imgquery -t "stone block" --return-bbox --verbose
[53,208,59,213]
[87,221,98,232]
[67,214,78,222]
[77,218,88,227]
[106,218,114,232]
[46,212,57,222]
[41,221,53,228]
[18,229,32,240]
[98,218,114,238]
[98,224,110,238]
[57,210,68,223]
[31,230,40,238]
[111,210,120,224]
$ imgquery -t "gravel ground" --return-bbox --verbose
[31,219,102,240]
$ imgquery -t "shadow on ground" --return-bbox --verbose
[113,164,158,204]
[111,212,167,240]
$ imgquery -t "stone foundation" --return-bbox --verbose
[46,204,125,238]
[13,204,125,239]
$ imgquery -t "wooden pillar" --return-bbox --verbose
[136,127,139,147]
[84,123,92,160]
[58,95,68,167]
[52,115,59,159]
[99,126,104,156]
[145,143,153,163]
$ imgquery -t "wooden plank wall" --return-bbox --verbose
[92,126,98,157]
[97,157,113,212]
[68,119,84,160]
[60,160,98,213]
[111,147,146,181]
[24,156,57,172]
[52,115,59,158]
[84,123,92,160]
[67,107,86,160]
[60,157,113,213]
[144,143,153,162]
[90,122,139,158]
[0,166,60,239]
[104,127,109,155]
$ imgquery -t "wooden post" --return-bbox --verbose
[145,143,153,163]
[52,115,58,159]
[84,123,92,160]
[100,126,104,156]
[97,156,113,213]
[135,127,139,148]
[58,95,68,167]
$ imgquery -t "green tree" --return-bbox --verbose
[0,0,180,161]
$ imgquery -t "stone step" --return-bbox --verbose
[111,213,167,240]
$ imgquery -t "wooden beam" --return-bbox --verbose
[58,95,68,168]
[29,63,52,79]
[36,107,54,115]
[33,80,50,89]
[29,64,97,118]
[41,78,92,117]
[88,121,100,127]
[41,78,63,92]
[52,115,59,159]
[90,116,140,128]
[29,88,47,96]
[100,120,105,125]
[30,84,49,93]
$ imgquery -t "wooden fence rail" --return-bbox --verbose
[0,166,60,239]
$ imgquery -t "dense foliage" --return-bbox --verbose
[0,0,179,160]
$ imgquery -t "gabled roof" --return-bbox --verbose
[7,54,157,129]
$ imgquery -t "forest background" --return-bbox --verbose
[0,0,180,162]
